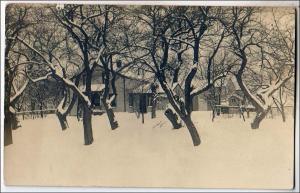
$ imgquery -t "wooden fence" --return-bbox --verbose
[16,109,57,120]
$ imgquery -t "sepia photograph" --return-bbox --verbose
[1,0,299,192]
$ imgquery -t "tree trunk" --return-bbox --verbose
[82,103,93,145]
[239,106,245,122]
[251,108,270,129]
[164,108,182,129]
[281,104,286,122]
[100,56,119,130]
[212,107,215,122]
[102,99,118,130]
[5,67,14,145]
[11,113,19,130]
[56,111,68,130]
[56,87,79,130]
[182,115,201,146]
[4,112,14,146]
[150,83,158,119]
[40,104,43,118]
[151,99,157,119]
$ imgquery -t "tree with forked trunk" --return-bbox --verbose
[52,4,138,131]
[130,6,231,146]
[17,36,95,145]
[55,75,81,130]
[100,55,119,130]
[224,7,294,129]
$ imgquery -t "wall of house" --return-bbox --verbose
[195,94,209,111]
[113,76,127,112]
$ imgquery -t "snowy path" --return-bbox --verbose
[4,111,294,189]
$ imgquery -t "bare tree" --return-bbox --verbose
[131,6,205,145]
[130,6,233,146]
[4,5,33,145]
[17,4,139,143]
[52,5,136,130]
[225,7,294,129]
[21,7,84,131]
[17,35,96,144]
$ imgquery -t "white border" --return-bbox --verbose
[1,1,299,192]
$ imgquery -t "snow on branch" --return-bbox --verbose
[26,70,52,83]
[160,80,182,114]
[5,61,45,72]
[16,37,56,70]
[236,76,266,111]
[257,74,293,100]
[17,37,92,108]
[107,94,116,104]
[12,81,18,93]
[57,94,67,114]
[10,79,29,103]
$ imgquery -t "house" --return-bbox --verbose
[70,63,176,115]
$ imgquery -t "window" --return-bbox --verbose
[147,95,152,106]
[116,60,122,68]
[129,93,134,107]
[109,94,117,107]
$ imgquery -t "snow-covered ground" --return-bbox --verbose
[4,111,294,189]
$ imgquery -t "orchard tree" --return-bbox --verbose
[225,7,294,129]
[131,6,231,146]
[4,5,33,145]
[52,4,137,131]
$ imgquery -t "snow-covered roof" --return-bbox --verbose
[79,84,105,92]
[228,76,240,90]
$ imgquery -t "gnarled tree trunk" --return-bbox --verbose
[56,89,69,130]
[101,56,119,130]
[56,76,80,130]
[56,112,68,130]
[251,107,270,129]
[102,98,118,130]
[181,115,201,146]
[164,108,182,129]
[159,77,201,146]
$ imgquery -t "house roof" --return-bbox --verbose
[79,84,105,92]
[228,76,241,91]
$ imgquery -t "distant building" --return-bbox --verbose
[70,64,170,115]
